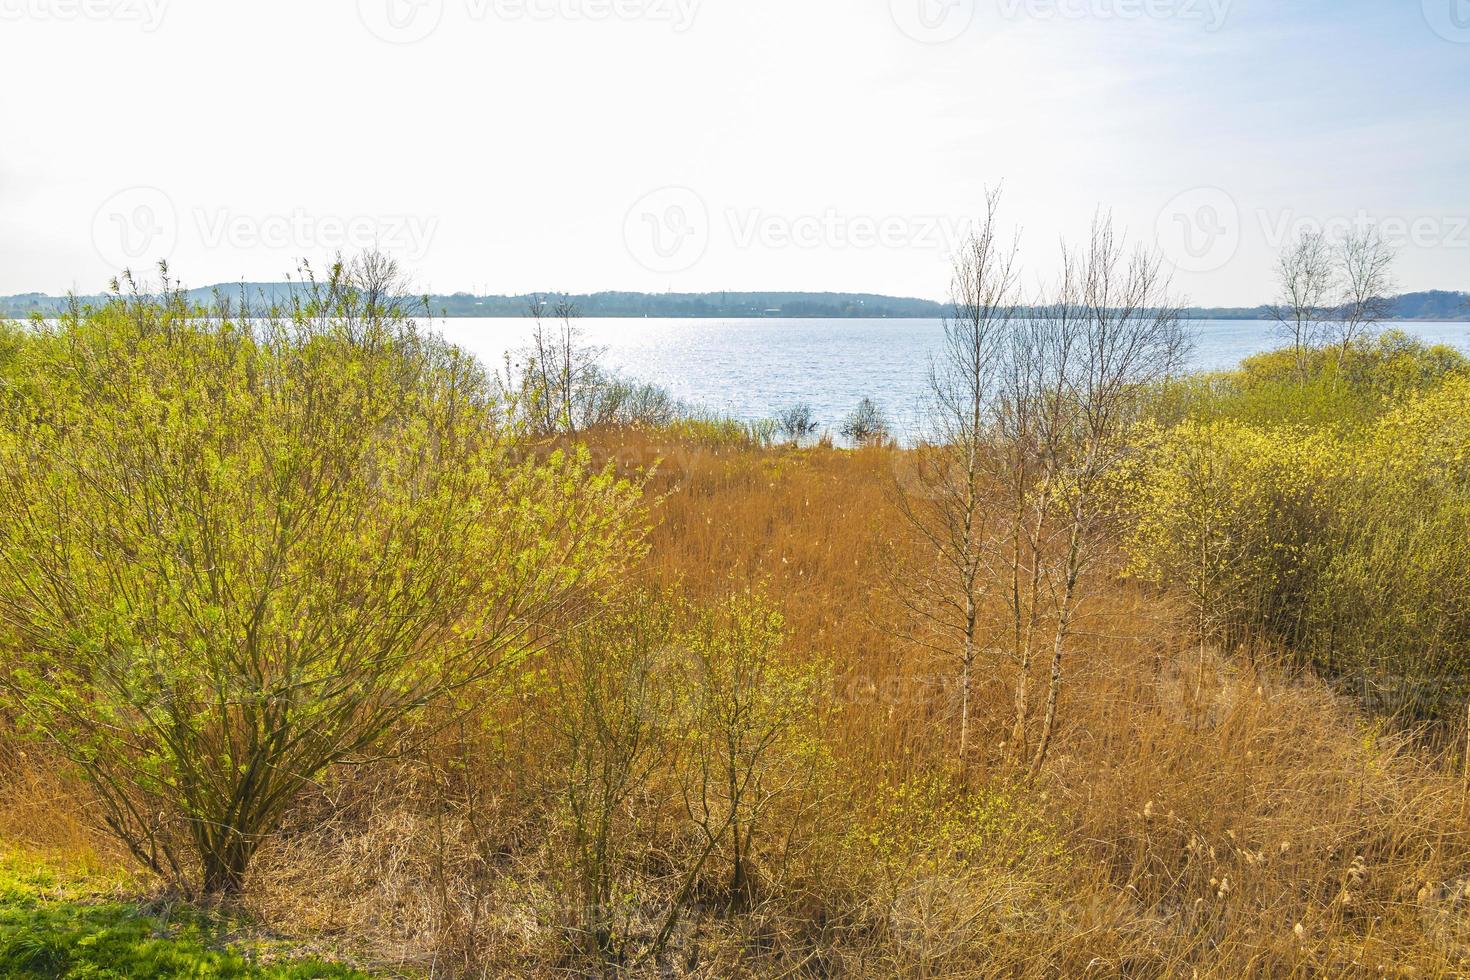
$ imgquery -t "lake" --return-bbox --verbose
[435,317,1470,439]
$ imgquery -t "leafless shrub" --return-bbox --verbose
[841,397,890,445]
[776,403,819,444]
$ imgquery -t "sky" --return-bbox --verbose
[1,0,1467,306]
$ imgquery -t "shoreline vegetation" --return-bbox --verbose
[3,210,1470,977]
[2,285,1467,321]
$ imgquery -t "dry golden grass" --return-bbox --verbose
[6,429,1470,977]
[0,738,125,873]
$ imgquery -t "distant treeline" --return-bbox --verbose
[0,286,949,319]
[2,284,1466,321]
[1182,289,1470,321]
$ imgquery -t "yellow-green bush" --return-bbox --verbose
[1303,376,1470,713]
[1122,418,1340,649]
[833,771,1067,972]
[0,271,646,898]
[1130,360,1470,719]
[1155,331,1468,431]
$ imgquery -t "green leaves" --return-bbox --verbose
[0,269,645,895]
[1128,354,1470,718]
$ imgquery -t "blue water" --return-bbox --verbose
[436,318,1470,439]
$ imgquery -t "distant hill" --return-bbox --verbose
[0,286,948,319]
[1183,291,1470,322]
[2,286,1466,321]
[431,290,951,318]
[1378,290,1470,320]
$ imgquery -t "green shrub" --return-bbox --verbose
[1130,355,1470,720]
[0,263,645,897]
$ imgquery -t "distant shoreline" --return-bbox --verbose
[8,309,1467,323]
[3,285,1466,323]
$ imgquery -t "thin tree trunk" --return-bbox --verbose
[1010,661,1029,762]
[960,592,975,764]
[1011,479,1050,764]
[1030,518,1082,782]
[1029,613,1069,783]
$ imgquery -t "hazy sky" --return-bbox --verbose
[2,0,1466,305]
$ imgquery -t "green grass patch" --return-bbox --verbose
[0,849,370,979]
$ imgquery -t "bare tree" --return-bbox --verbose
[1333,227,1397,353]
[841,397,890,445]
[1269,230,1336,376]
[775,403,819,444]
[894,203,1184,776]
[892,187,1019,764]
[1009,214,1187,779]
[520,296,605,437]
